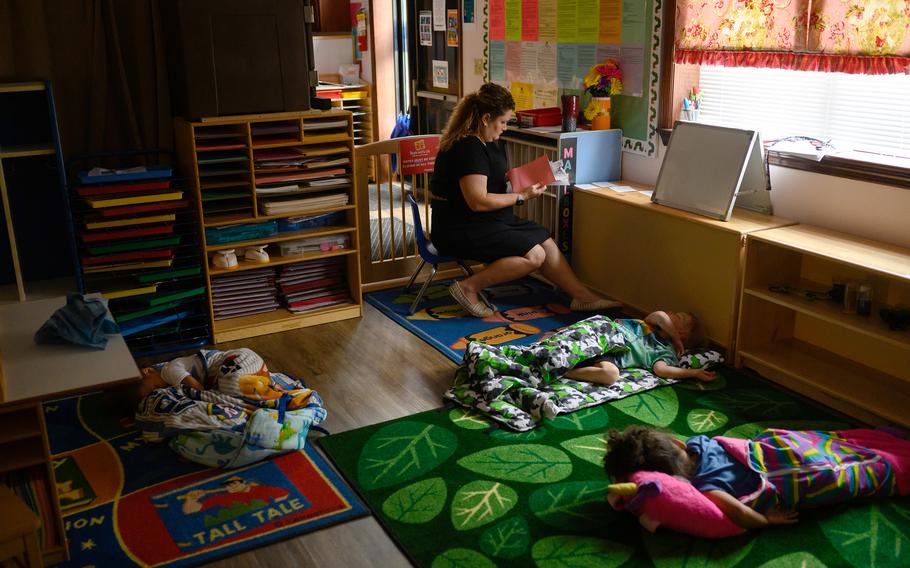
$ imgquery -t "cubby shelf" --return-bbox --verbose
[739,339,910,427]
[175,109,363,342]
[744,283,910,350]
[736,224,910,428]
[205,225,356,252]
[208,247,358,276]
[212,302,362,343]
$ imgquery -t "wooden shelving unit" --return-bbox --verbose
[574,185,795,352]
[175,109,363,343]
[0,402,67,564]
[0,81,71,302]
[736,225,910,426]
[316,83,375,179]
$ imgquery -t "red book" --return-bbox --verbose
[280,277,343,294]
[196,142,246,151]
[100,200,190,217]
[82,248,172,266]
[81,224,173,242]
[287,291,349,308]
[76,180,171,197]
[507,155,555,192]
[255,168,346,183]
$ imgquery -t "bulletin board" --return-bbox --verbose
[485,0,662,156]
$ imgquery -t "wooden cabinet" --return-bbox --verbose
[573,186,794,353]
[163,0,316,118]
[175,110,363,343]
[736,225,910,427]
[314,0,351,33]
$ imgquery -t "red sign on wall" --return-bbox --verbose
[398,137,440,175]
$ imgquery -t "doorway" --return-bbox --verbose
[401,0,460,135]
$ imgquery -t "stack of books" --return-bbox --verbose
[260,192,349,216]
[210,267,278,320]
[277,258,350,313]
[253,145,351,212]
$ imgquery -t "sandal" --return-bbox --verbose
[570,298,622,312]
[449,282,494,317]
[477,290,497,311]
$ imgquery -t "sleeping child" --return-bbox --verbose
[138,347,312,409]
[565,310,715,386]
[135,347,325,468]
[604,424,910,530]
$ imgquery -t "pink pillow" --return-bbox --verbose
[608,471,745,538]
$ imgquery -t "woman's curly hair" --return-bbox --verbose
[439,83,514,152]
[603,425,694,481]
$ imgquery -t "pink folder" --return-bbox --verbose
[506,155,555,192]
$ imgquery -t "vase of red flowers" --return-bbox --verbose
[583,59,623,130]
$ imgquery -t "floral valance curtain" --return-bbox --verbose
[675,1,910,75]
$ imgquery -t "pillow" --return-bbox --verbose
[607,471,745,538]
[678,350,724,370]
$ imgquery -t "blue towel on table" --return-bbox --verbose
[34,294,120,349]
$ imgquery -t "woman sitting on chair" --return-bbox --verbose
[430,82,618,317]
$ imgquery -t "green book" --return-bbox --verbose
[115,301,182,323]
[148,287,205,306]
[137,266,201,283]
[87,236,181,255]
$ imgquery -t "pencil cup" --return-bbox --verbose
[682,109,700,121]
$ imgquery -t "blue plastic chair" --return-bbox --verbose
[404,190,473,314]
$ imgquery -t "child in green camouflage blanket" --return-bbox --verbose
[565,310,716,386]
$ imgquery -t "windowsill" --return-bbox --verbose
[768,150,910,190]
[658,128,910,190]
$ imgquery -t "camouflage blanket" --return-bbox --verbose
[444,315,722,431]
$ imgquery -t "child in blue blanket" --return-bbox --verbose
[564,311,715,386]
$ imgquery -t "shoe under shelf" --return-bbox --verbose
[208,247,358,276]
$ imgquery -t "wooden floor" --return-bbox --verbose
[205,302,456,567]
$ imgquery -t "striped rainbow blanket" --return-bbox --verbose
[716,429,910,511]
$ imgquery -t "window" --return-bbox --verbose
[696,66,910,158]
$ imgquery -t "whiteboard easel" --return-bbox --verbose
[652,122,772,221]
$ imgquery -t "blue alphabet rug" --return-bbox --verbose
[31,392,367,567]
[365,278,609,363]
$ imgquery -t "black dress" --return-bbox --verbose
[430,136,549,263]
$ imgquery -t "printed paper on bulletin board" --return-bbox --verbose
[486,0,662,156]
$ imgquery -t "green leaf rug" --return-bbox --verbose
[319,367,910,567]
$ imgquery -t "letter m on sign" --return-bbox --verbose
[562,147,573,160]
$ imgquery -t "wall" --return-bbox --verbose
[622,146,910,249]
[461,0,487,94]
[313,36,355,78]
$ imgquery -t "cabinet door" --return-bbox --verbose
[315,0,351,33]
[168,0,313,117]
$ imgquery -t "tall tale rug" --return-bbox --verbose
[365,278,605,363]
[320,366,910,568]
[42,392,367,567]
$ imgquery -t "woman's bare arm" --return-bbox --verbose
[459,175,544,212]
